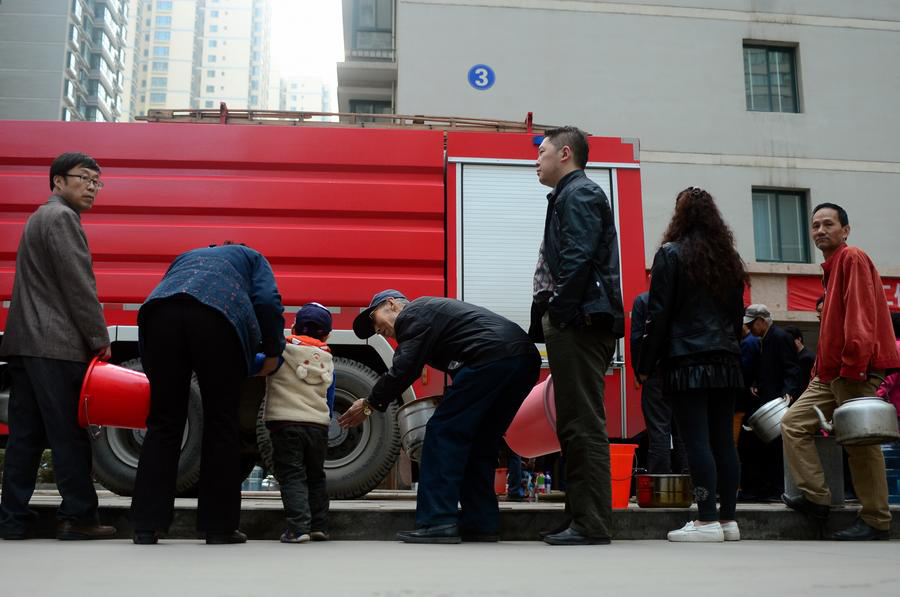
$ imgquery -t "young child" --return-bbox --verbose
[264,302,336,543]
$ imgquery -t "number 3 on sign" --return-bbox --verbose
[468,64,495,91]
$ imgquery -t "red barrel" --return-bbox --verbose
[504,377,559,458]
[78,357,151,430]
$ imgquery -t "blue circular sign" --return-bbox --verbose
[467,64,496,91]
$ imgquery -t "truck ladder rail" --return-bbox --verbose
[141,105,556,133]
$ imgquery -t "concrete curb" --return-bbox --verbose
[13,493,900,541]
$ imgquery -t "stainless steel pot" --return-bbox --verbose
[397,395,441,462]
[742,396,789,443]
[636,474,693,508]
[813,396,900,446]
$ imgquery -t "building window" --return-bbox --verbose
[354,0,393,50]
[153,46,170,57]
[349,99,392,122]
[206,85,214,92]
[211,10,219,17]
[210,25,218,32]
[152,61,168,71]
[155,15,172,27]
[205,100,214,108]
[207,70,216,77]
[209,39,217,47]
[744,44,799,113]
[157,1,172,10]
[150,92,167,103]
[752,189,810,263]
[208,55,217,63]
[251,80,259,90]
[250,95,258,104]
[151,77,167,87]
[154,31,171,41]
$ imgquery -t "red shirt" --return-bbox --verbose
[814,244,900,382]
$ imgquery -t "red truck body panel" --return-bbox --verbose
[1,119,647,437]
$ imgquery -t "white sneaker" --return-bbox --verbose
[720,521,740,541]
[667,521,724,542]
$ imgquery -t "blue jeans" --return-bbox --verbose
[415,352,540,532]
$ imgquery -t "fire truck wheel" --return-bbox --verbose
[256,357,401,499]
[90,359,204,497]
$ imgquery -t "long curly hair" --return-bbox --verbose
[661,187,749,301]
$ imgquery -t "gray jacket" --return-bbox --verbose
[0,195,108,362]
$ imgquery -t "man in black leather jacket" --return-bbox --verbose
[530,126,625,545]
[341,291,540,543]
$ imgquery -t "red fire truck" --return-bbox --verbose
[0,110,647,498]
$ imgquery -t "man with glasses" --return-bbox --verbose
[339,290,540,543]
[1,152,115,540]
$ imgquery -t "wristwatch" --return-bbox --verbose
[362,400,373,417]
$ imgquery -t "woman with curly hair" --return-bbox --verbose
[636,187,748,542]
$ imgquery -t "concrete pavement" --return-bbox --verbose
[1,539,899,596]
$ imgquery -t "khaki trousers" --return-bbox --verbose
[781,374,891,530]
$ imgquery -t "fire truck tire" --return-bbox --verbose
[90,359,203,497]
[256,357,401,499]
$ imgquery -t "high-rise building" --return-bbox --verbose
[279,75,326,112]
[129,0,271,118]
[337,0,395,116]
[0,0,131,122]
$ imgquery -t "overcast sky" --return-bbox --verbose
[270,0,344,89]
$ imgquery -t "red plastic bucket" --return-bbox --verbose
[504,377,559,458]
[611,443,638,509]
[494,467,508,495]
[78,357,151,430]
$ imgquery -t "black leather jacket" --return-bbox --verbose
[528,170,625,341]
[637,242,743,376]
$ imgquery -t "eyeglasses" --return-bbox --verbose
[64,174,104,189]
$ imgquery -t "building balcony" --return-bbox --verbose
[349,48,395,61]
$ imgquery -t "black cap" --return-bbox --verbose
[294,302,333,339]
[353,289,407,339]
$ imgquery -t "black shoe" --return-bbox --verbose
[830,519,890,541]
[396,524,461,544]
[206,530,248,545]
[543,527,611,546]
[133,531,159,545]
[309,530,330,542]
[1,527,31,540]
[781,493,830,521]
[56,521,117,540]
[538,521,572,540]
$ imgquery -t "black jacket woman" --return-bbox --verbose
[636,187,747,543]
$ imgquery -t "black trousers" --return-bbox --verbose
[543,314,617,538]
[416,353,540,532]
[1,357,98,531]
[641,375,689,474]
[270,424,329,534]
[131,299,247,534]
[670,389,740,521]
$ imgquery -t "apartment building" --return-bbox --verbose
[375,0,900,332]
[0,0,130,122]
[128,0,271,117]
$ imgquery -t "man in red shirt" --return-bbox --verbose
[781,203,900,540]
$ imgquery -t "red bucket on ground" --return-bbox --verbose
[611,443,638,509]
[78,357,151,430]
[504,377,559,458]
[494,467,508,495]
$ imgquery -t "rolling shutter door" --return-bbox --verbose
[461,165,613,332]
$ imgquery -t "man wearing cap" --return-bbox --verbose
[740,304,802,501]
[339,291,541,543]
[781,202,900,540]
